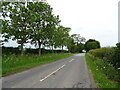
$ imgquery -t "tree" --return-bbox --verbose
[54,26,70,51]
[28,2,60,55]
[65,36,74,53]
[66,34,86,53]
[77,43,85,53]
[85,39,100,52]
[27,2,50,55]
[45,15,60,53]
[71,34,86,45]
[1,1,71,55]
[2,2,34,55]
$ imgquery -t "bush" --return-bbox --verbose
[85,39,100,52]
[2,46,20,55]
[89,43,120,69]
[94,57,120,82]
[89,47,114,61]
[77,43,85,53]
[88,43,120,82]
[112,43,120,68]
[2,46,69,55]
[86,53,120,84]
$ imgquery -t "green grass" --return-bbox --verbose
[2,53,72,77]
[85,53,120,88]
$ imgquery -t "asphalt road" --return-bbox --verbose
[2,53,96,88]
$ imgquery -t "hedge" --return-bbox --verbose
[88,43,120,69]
[2,46,68,55]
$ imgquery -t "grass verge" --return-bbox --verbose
[2,53,72,77]
[85,53,120,88]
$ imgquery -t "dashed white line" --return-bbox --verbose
[69,59,74,62]
[40,64,66,82]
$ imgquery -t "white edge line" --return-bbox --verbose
[40,64,65,82]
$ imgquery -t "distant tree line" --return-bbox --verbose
[1,1,101,55]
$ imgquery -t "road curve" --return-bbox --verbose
[2,53,96,88]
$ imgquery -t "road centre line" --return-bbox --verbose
[40,64,66,82]
[69,59,75,62]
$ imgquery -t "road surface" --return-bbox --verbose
[2,53,96,88]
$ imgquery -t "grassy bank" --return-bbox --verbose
[2,53,72,77]
[85,53,120,88]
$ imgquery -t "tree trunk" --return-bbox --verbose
[77,42,78,46]
[21,43,24,55]
[52,45,54,53]
[61,40,64,52]
[38,40,41,56]
[69,50,71,53]
[62,45,63,50]
[61,45,64,53]
[68,48,70,53]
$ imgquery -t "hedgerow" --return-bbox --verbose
[86,53,120,88]
[89,43,120,69]
[2,46,68,55]
[88,43,120,83]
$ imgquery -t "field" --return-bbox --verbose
[2,53,72,77]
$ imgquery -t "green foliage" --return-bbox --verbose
[28,2,60,55]
[66,34,85,53]
[88,44,120,69]
[86,43,120,87]
[112,43,120,68]
[69,45,78,53]
[2,46,68,55]
[2,53,72,76]
[54,26,70,50]
[65,36,74,52]
[1,2,71,55]
[71,34,86,45]
[68,43,85,53]
[77,43,85,52]
[85,53,120,88]
[2,47,20,55]
[2,2,87,55]
[2,2,35,54]
[85,39,100,52]
[89,47,114,60]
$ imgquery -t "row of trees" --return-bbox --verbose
[69,38,101,53]
[1,1,88,55]
[1,1,101,55]
[1,1,70,55]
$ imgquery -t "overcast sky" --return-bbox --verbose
[3,0,120,48]
[47,0,119,47]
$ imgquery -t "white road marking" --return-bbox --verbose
[69,59,74,62]
[40,64,66,82]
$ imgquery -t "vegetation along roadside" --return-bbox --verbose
[85,43,120,88]
[2,53,72,77]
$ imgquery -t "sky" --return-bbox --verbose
[46,0,119,47]
[2,0,120,48]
